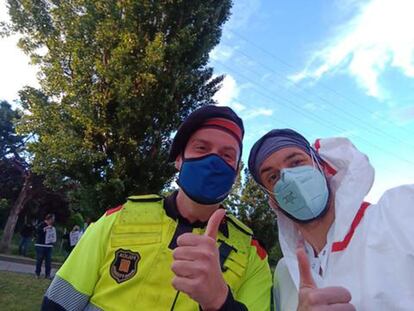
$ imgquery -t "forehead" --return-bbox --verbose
[186,127,240,150]
[259,146,310,170]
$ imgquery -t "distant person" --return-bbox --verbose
[18,222,34,257]
[248,128,414,310]
[62,225,82,258]
[35,214,56,279]
[83,217,92,232]
[69,225,81,251]
[61,228,71,258]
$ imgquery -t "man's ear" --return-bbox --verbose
[175,154,183,171]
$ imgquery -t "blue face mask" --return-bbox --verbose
[178,154,237,205]
[273,165,329,222]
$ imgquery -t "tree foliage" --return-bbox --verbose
[7,0,232,214]
[0,101,69,252]
[0,101,26,226]
[224,165,282,266]
[0,100,25,159]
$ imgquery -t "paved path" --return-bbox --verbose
[0,254,60,276]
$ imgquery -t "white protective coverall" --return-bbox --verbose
[273,137,414,311]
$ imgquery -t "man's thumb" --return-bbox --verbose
[205,209,226,240]
[297,245,317,289]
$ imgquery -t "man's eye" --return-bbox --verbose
[292,160,303,167]
[224,153,234,160]
[268,174,278,184]
[195,145,206,151]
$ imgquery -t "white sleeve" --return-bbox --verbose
[376,184,414,248]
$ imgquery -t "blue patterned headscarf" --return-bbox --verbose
[248,129,321,184]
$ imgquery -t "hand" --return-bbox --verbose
[171,209,228,311]
[297,244,355,311]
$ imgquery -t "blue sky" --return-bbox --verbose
[210,0,414,202]
[1,0,413,202]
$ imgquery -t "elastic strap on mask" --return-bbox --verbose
[309,148,324,173]
[257,183,279,218]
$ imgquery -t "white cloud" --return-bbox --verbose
[231,102,246,112]
[0,35,39,104]
[0,0,9,21]
[391,105,414,124]
[226,0,261,30]
[210,44,236,61]
[291,0,414,99]
[214,74,273,119]
[242,108,273,120]
[0,0,39,105]
[214,74,243,109]
[366,166,414,203]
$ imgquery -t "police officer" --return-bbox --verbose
[42,105,272,310]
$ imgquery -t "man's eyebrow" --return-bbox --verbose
[283,152,306,163]
[260,165,273,176]
[222,146,237,153]
[189,138,210,145]
[259,152,306,176]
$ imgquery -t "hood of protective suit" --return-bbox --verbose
[276,137,375,288]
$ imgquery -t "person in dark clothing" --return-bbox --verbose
[19,223,34,256]
[35,214,56,279]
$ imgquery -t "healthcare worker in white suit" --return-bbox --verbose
[248,129,414,311]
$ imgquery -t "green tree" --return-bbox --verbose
[0,101,26,217]
[222,162,244,216]
[0,101,31,252]
[0,159,24,227]
[230,168,282,266]
[0,101,69,252]
[6,0,232,214]
[0,100,25,159]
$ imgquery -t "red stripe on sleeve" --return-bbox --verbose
[106,205,123,216]
[314,139,321,151]
[251,239,267,260]
[331,202,371,252]
[314,139,337,175]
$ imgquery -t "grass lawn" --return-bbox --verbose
[0,271,51,311]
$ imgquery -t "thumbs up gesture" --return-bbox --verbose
[296,244,355,311]
[172,209,228,310]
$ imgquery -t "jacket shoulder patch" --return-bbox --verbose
[251,239,267,260]
[110,249,140,283]
[106,205,123,216]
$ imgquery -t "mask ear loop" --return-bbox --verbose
[309,147,323,173]
[309,147,332,214]
[257,183,279,219]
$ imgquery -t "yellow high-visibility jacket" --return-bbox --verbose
[43,194,272,310]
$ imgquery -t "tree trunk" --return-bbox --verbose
[0,172,32,253]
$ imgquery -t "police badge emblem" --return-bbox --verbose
[110,249,140,283]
